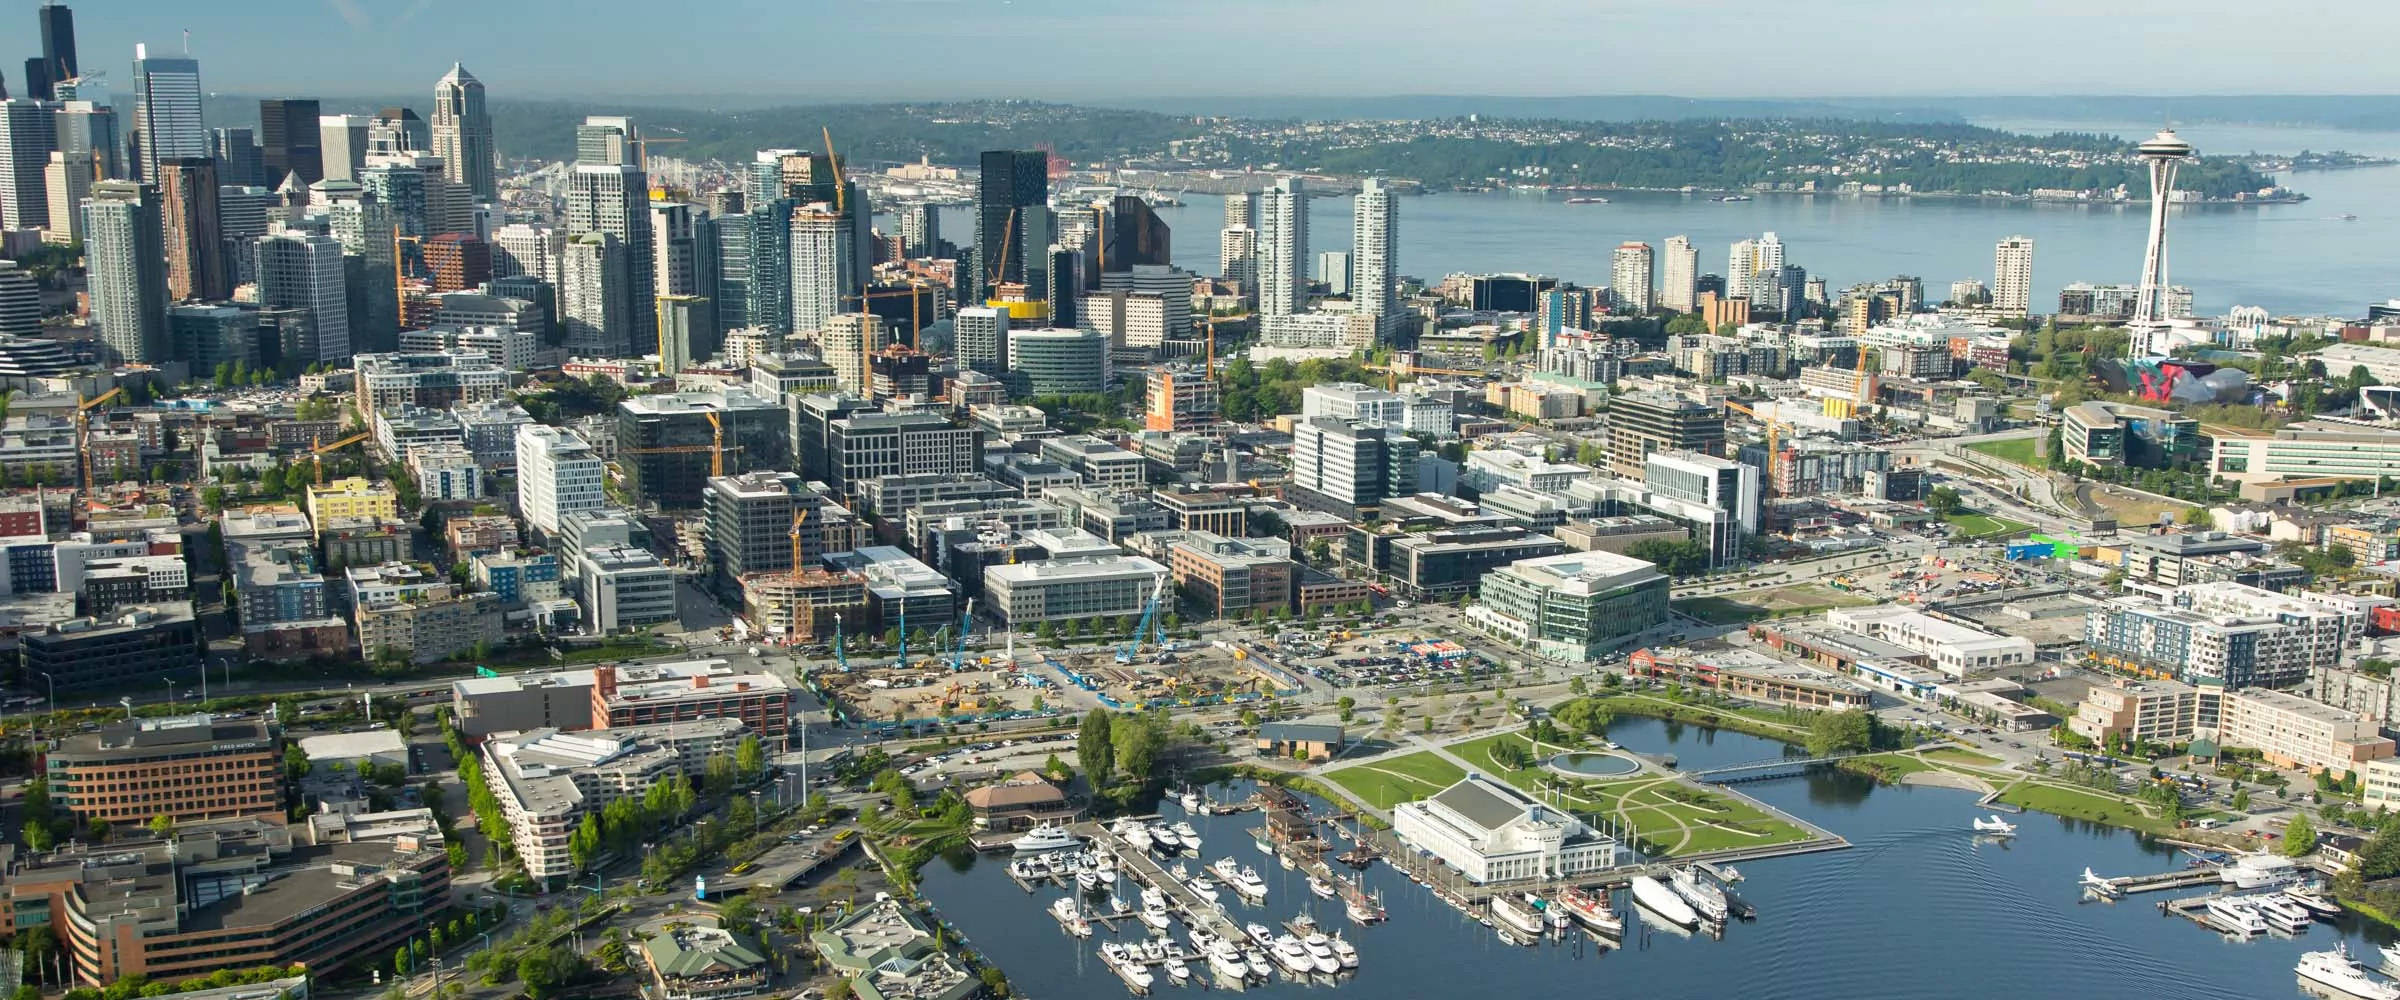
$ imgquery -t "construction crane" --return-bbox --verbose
[821,128,846,214]
[983,207,1020,297]
[949,599,976,673]
[1364,353,1488,392]
[703,410,727,478]
[1724,399,1791,531]
[310,430,374,485]
[1116,575,1168,665]
[1824,343,1878,419]
[392,226,422,313]
[75,387,124,495]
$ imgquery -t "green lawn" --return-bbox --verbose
[1996,782,2176,835]
[1323,752,1466,810]
[1924,747,2003,767]
[1427,730,1813,857]
[1942,511,2034,539]
[1967,437,2043,467]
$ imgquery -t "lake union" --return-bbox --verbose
[921,717,2386,1000]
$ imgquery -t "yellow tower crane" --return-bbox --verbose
[75,386,125,495]
[310,430,374,485]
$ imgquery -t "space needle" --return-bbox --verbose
[2128,128,2193,356]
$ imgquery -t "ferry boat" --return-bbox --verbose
[1564,196,1609,204]
[1489,894,1546,937]
[1555,884,1623,936]
[1014,824,1080,852]
[2250,893,2314,933]
[1630,875,1699,928]
[2206,896,2269,936]
[1972,815,2017,835]
[1308,876,1335,898]
[1670,866,1730,923]
[2299,944,2400,1000]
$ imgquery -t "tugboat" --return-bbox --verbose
[1555,884,1623,936]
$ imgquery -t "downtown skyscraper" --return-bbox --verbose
[431,64,495,201]
[131,44,204,183]
[0,99,57,234]
[156,156,227,301]
[82,180,169,363]
[23,3,76,101]
[1257,177,1308,317]
[1353,178,1396,332]
[258,98,322,187]
[973,150,1048,299]
[1612,242,1655,314]
[1660,235,1698,312]
[565,116,654,357]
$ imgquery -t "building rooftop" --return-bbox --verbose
[296,730,407,762]
[643,926,767,977]
[985,554,1168,584]
[1427,774,1534,833]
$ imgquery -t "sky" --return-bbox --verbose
[31,0,2400,102]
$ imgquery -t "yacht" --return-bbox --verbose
[1671,866,1730,924]
[1051,896,1092,937]
[1242,946,1274,980]
[1630,875,1700,928]
[1162,955,1191,984]
[1173,821,1202,853]
[1273,935,1318,975]
[2300,944,2400,1000]
[2250,893,2314,933]
[1214,857,1244,881]
[1119,823,1154,853]
[1527,892,1573,932]
[1331,932,1360,969]
[1139,903,1172,931]
[2288,886,2344,918]
[1077,869,1099,892]
[1141,886,1168,909]
[1190,878,1220,905]
[1207,940,1250,981]
[1236,866,1269,899]
[1152,824,1181,852]
[1972,815,2018,835]
[2206,896,2269,936]
[1302,933,1342,975]
[1014,824,1080,852]
[1308,876,1335,899]
[1489,894,1546,937]
[1555,884,1623,936]
[1179,788,1204,813]
[1101,943,1155,991]
[1110,895,1131,917]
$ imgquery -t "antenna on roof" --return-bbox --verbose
[182,29,191,55]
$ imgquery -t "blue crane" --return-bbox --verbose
[950,599,976,672]
[833,614,849,672]
[1117,576,1168,665]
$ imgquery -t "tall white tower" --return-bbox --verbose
[1993,235,2034,319]
[1257,177,1308,317]
[1353,178,1396,329]
[2130,129,2193,355]
[431,63,495,201]
[1660,235,1698,312]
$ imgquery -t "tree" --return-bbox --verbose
[1805,710,1879,757]
[705,754,737,796]
[568,813,602,870]
[1112,712,1165,785]
[2284,812,2320,858]
[147,814,174,839]
[1078,711,1116,788]
[1336,696,1355,723]
[1926,487,1963,517]
[825,980,855,1000]
[1042,754,1071,781]
[86,818,110,843]
[1623,538,1712,578]
[735,734,764,780]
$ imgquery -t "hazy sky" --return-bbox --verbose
[33,0,2400,101]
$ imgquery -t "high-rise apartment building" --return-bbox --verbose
[1660,235,1698,313]
[815,313,888,396]
[1993,234,2034,319]
[41,150,89,243]
[567,118,655,357]
[1288,417,1419,515]
[1612,241,1655,314]
[156,156,226,301]
[651,199,697,297]
[561,232,630,356]
[1218,226,1257,298]
[897,202,938,259]
[82,181,169,363]
[1257,177,1309,317]
[493,222,563,285]
[0,99,56,233]
[131,45,204,183]
[789,203,853,335]
[1354,177,1396,328]
[257,98,322,187]
[656,294,709,373]
[974,150,1048,298]
[255,230,352,364]
[956,305,1008,375]
[515,425,606,537]
[430,64,494,201]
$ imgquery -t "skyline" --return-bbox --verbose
[36,1,2400,102]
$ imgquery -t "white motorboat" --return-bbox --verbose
[1175,824,1202,854]
[1214,857,1243,881]
[1972,814,2018,835]
[1191,878,1221,904]
[1555,884,1622,936]
[1107,950,1154,991]
[2300,944,2400,1000]
[1142,937,1168,961]
[1141,886,1168,909]
[1236,866,1269,899]
[1118,822,1154,853]
[1152,824,1181,851]
[1345,897,1381,925]
[1110,895,1131,916]
[1051,896,1092,937]
[1273,935,1317,975]
[1489,894,1545,937]
[2381,942,2400,978]
[1163,955,1191,983]
[2288,886,2345,917]
[1302,934,1341,975]
[1014,824,1081,852]
[1245,922,1274,945]
[1207,940,1250,981]
[1308,876,1335,898]
[1180,789,1204,813]
[1526,892,1572,932]
[1331,932,1360,969]
[1278,853,1295,870]
[2222,854,2301,889]
[1077,869,1099,892]
[1630,875,1699,928]
[1242,946,1274,980]
[2250,893,2314,933]
[1670,866,1730,924]
[1139,904,1172,931]
[2206,896,2269,936]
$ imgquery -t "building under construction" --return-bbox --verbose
[615,389,788,510]
[742,567,870,639]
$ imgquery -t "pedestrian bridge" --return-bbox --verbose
[1687,753,1858,784]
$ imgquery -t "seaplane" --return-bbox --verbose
[2080,867,2123,901]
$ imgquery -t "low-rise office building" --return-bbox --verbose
[1468,550,1668,663]
[45,714,282,824]
[1628,646,1872,710]
[984,555,1168,624]
[593,661,793,745]
[1824,604,2035,677]
[450,670,600,742]
[21,602,201,695]
[482,719,746,879]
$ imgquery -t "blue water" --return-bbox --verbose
[921,716,2390,1000]
[931,121,2400,316]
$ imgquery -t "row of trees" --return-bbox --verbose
[1623,539,1713,578]
[1076,710,1174,794]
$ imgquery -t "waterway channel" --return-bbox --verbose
[919,716,2390,999]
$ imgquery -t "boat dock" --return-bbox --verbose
[2095,868,2222,896]
[1075,820,1253,953]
